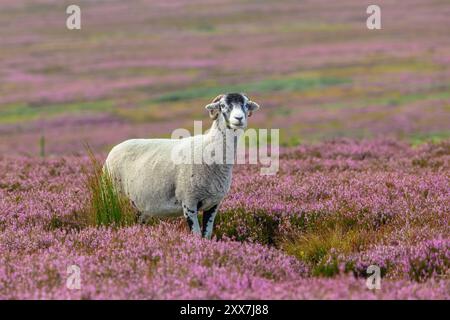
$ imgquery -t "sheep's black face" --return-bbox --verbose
[205,93,260,129]
[220,93,247,129]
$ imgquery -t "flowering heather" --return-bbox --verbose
[0,140,448,299]
[1,0,450,152]
[0,0,449,300]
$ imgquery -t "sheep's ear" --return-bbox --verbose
[205,94,223,120]
[247,100,260,117]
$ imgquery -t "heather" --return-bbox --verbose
[1,0,450,154]
[0,140,448,299]
[0,0,449,300]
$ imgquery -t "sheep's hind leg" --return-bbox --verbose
[182,203,201,236]
[202,205,218,239]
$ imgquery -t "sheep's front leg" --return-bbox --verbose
[182,203,201,236]
[202,205,219,239]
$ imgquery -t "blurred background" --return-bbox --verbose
[0,0,449,155]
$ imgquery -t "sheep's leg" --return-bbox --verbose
[182,203,201,235]
[202,205,218,239]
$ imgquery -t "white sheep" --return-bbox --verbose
[104,93,260,238]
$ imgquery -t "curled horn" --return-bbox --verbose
[205,94,223,119]
[205,94,223,109]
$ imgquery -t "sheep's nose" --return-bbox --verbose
[234,116,243,121]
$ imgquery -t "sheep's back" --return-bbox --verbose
[105,138,182,216]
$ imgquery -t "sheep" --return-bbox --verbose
[104,93,260,238]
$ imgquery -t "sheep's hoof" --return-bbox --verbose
[135,211,146,224]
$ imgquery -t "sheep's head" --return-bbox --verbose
[205,93,260,129]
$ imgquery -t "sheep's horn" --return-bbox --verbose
[205,94,223,110]
[212,94,224,103]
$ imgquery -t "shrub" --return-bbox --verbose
[214,209,281,245]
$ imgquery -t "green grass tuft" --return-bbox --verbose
[83,146,136,227]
